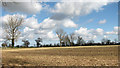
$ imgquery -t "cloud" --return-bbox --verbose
[40,18,77,29]
[104,35,109,38]
[22,17,77,41]
[63,19,78,28]
[75,27,104,40]
[50,0,119,21]
[24,16,40,29]
[47,31,58,40]
[40,18,57,30]
[98,19,106,24]
[105,26,119,35]
[1,14,27,23]
[73,26,118,41]
[2,0,42,14]
[23,27,34,33]
[50,1,111,20]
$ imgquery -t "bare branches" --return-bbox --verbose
[3,15,24,47]
[56,28,66,46]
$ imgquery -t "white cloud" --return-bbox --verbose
[114,26,119,32]
[98,19,106,24]
[24,17,40,29]
[23,27,34,33]
[105,26,119,35]
[51,2,110,19]
[40,18,56,29]
[75,27,104,40]
[106,31,116,35]
[22,17,77,41]
[96,28,104,35]
[47,31,58,40]
[40,18,77,29]
[104,35,109,38]
[1,14,26,23]
[50,0,118,20]
[21,17,59,41]
[63,19,78,28]
[2,0,42,14]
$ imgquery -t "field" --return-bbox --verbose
[1,45,119,66]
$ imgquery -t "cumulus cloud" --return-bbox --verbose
[47,31,58,40]
[21,17,77,41]
[104,35,109,38]
[2,0,42,14]
[50,0,119,21]
[24,16,40,29]
[75,27,104,40]
[40,18,77,29]
[74,26,118,41]
[50,1,111,20]
[23,27,34,33]
[98,19,106,24]
[105,26,119,35]
[63,19,78,28]
[40,18,57,30]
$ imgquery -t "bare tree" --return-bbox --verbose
[69,33,77,46]
[77,36,85,45]
[35,38,42,47]
[56,29,66,47]
[3,15,24,48]
[22,39,30,47]
[63,35,71,46]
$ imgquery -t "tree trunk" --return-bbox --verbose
[60,40,62,47]
[37,43,39,47]
[12,39,14,48]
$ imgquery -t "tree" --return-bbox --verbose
[77,36,85,45]
[87,40,94,44]
[101,38,107,44]
[69,33,77,46]
[1,41,7,48]
[22,40,30,47]
[35,38,42,47]
[101,38,111,45]
[3,15,24,48]
[63,35,71,46]
[106,39,111,44]
[56,29,66,47]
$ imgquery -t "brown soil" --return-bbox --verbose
[2,45,119,66]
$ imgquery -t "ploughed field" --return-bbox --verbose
[2,45,119,66]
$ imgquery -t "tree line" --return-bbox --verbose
[1,15,120,48]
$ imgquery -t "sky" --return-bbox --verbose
[0,0,119,46]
